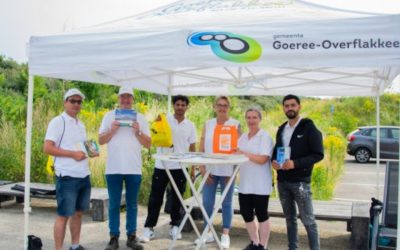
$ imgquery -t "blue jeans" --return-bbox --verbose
[55,175,91,217]
[278,181,320,250]
[106,174,141,236]
[202,175,234,229]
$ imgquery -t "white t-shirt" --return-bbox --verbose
[282,117,302,147]
[99,109,150,175]
[204,118,240,177]
[238,129,274,195]
[155,115,197,170]
[45,112,90,178]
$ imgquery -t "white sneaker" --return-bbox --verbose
[194,232,215,245]
[169,226,182,240]
[139,227,155,243]
[220,234,230,249]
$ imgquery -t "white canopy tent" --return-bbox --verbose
[25,0,400,248]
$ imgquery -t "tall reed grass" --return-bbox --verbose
[0,97,347,204]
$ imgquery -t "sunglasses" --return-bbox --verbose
[68,99,83,105]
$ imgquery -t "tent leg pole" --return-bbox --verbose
[23,75,34,249]
[375,94,380,199]
[168,93,171,114]
[398,100,400,249]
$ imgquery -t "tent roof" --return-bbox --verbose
[28,0,400,96]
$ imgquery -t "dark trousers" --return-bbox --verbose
[278,181,320,250]
[144,168,186,227]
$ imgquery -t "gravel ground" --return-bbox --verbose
[0,198,352,250]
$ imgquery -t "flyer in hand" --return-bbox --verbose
[115,109,137,127]
[277,146,291,168]
[77,140,100,157]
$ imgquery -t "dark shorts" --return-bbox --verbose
[56,175,91,217]
[239,193,270,223]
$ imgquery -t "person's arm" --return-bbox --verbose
[132,121,151,149]
[199,124,206,153]
[43,140,86,161]
[282,123,324,170]
[292,124,324,169]
[198,124,213,183]
[271,130,282,171]
[99,120,120,145]
[237,123,242,137]
[237,149,269,164]
[237,131,272,165]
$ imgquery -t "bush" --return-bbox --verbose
[311,127,346,200]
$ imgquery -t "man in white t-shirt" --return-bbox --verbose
[140,95,197,242]
[44,88,90,250]
[99,87,151,250]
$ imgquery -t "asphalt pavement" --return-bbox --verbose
[0,155,388,250]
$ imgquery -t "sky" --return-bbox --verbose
[0,0,399,91]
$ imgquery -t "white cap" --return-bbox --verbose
[64,88,85,101]
[118,86,133,96]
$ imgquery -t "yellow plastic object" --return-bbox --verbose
[150,113,173,147]
[46,156,55,175]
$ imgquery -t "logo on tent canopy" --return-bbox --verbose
[187,32,262,63]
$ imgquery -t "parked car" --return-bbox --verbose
[347,126,399,163]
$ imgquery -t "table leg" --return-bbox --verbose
[183,167,222,250]
[199,164,241,250]
[178,166,211,236]
[163,162,202,250]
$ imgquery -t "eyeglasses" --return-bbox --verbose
[68,99,83,105]
[216,104,229,108]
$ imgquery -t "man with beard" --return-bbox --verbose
[140,95,197,242]
[271,94,324,250]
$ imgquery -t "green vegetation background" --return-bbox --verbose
[0,56,399,203]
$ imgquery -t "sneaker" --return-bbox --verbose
[243,242,259,250]
[169,226,182,240]
[104,235,119,250]
[69,245,86,250]
[139,227,155,243]
[243,242,253,250]
[194,232,215,245]
[126,234,143,250]
[220,234,230,249]
[257,244,266,250]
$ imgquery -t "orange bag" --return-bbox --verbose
[213,125,238,154]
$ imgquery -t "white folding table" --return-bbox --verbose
[153,153,248,250]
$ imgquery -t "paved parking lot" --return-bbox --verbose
[334,156,386,202]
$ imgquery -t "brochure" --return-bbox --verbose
[77,140,100,158]
[115,109,137,127]
[277,146,291,168]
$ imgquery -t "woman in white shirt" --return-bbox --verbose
[237,108,274,250]
[197,96,241,249]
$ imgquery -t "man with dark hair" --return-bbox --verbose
[140,95,197,242]
[172,95,190,106]
[282,94,301,105]
[272,94,324,250]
